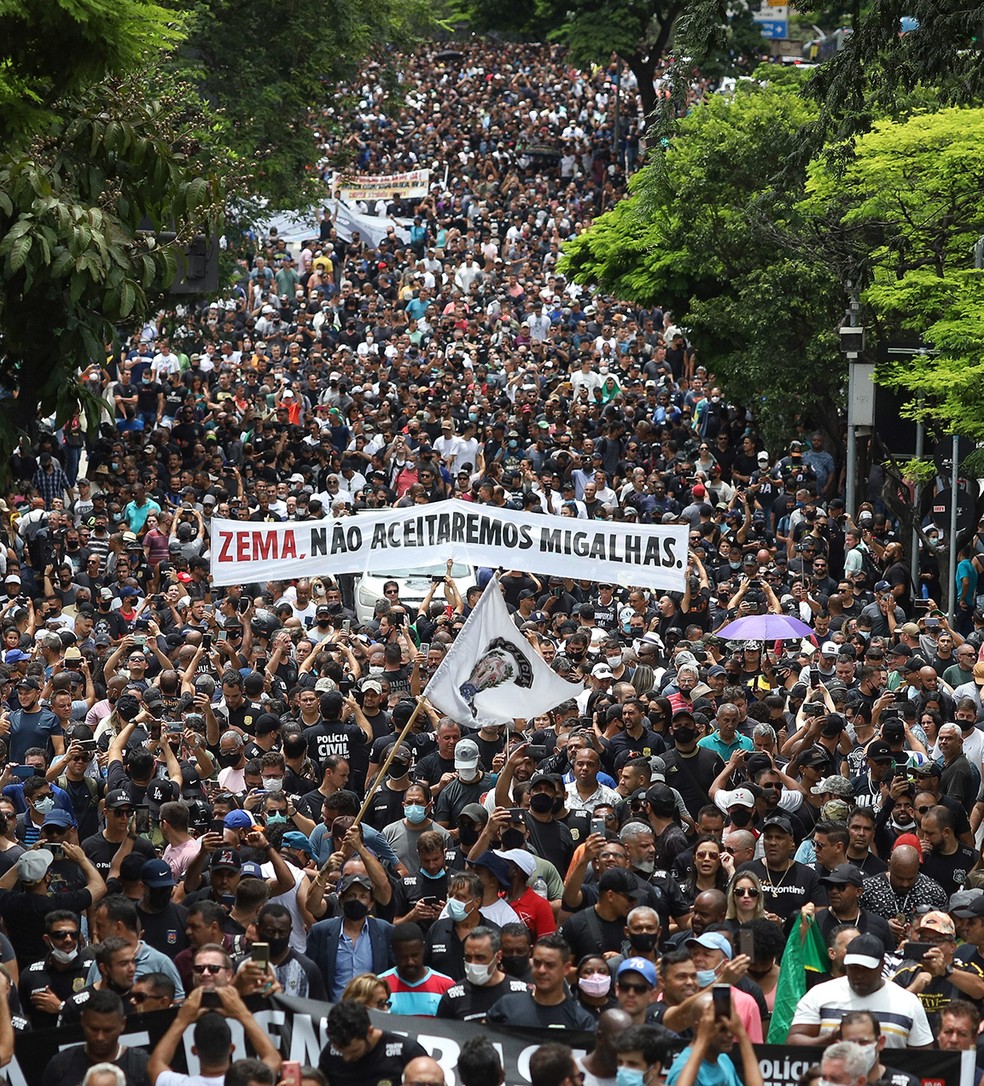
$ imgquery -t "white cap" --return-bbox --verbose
[821,641,839,657]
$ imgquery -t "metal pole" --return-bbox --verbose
[845,364,856,518]
[613,60,621,166]
[911,414,924,600]
[948,433,959,625]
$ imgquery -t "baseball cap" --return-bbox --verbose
[900,622,921,638]
[645,783,677,816]
[598,868,637,896]
[726,787,755,809]
[495,848,536,877]
[4,649,29,664]
[18,849,53,884]
[223,810,257,831]
[459,803,489,825]
[616,956,658,988]
[211,848,242,871]
[844,933,885,969]
[140,858,175,888]
[951,893,984,919]
[820,863,863,887]
[820,641,839,657]
[918,910,956,937]
[591,663,615,680]
[145,778,178,814]
[973,662,984,685]
[42,809,75,829]
[104,789,134,810]
[810,775,854,797]
[339,873,373,893]
[865,739,894,762]
[762,814,794,836]
[685,932,733,959]
[16,677,40,690]
[454,738,481,770]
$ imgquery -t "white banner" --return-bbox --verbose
[331,200,410,247]
[332,169,431,202]
[425,575,579,726]
[208,500,687,591]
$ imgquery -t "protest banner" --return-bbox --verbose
[209,500,688,591]
[425,573,578,726]
[8,997,968,1086]
[332,168,431,201]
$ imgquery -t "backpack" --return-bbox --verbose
[856,544,881,588]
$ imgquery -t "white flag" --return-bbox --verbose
[425,575,581,728]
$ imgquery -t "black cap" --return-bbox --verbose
[598,868,637,895]
[761,814,794,836]
[866,739,894,762]
[820,863,864,887]
[645,783,677,816]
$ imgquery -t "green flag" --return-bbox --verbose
[767,913,830,1043]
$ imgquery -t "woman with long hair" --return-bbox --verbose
[682,835,732,903]
[725,871,766,934]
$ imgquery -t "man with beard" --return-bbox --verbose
[859,845,948,946]
[59,936,136,1024]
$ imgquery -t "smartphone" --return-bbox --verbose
[281,1062,302,1086]
[419,896,442,907]
[134,806,151,834]
[711,983,731,1020]
[210,818,226,836]
[339,678,352,695]
[509,808,526,822]
[902,941,934,961]
[132,635,146,650]
[201,990,221,1009]
[202,633,212,651]
[11,765,36,780]
[250,942,270,967]
[526,744,547,760]
[217,630,228,641]
[419,643,431,657]
[342,618,351,633]
[47,842,64,859]
[809,667,820,687]
[238,597,251,614]
[256,658,268,671]
[431,575,444,583]
[591,817,606,837]
[79,739,97,755]
[739,928,755,960]
[166,720,183,734]
[149,722,162,741]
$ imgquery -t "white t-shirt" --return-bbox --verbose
[790,974,933,1047]
[157,1072,226,1086]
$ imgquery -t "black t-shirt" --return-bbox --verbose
[425,917,500,982]
[304,720,368,770]
[393,871,449,930]
[436,975,531,1021]
[41,1041,150,1086]
[414,750,455,786]
[137,901,188,956]
[20,955,92,1030]
[319,1029,427,1086]
[363,783,407,833]
[82,832,156,881]
[525,816,575,876]
[659,747,725,817]
[738,859,827,920]
[922,845,978,899]
[560,906,627,959]
[486,989,597,1031]
[0,885,94,968]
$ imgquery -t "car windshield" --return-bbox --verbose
[368,563,471,578]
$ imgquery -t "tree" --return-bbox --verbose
[560,71,846,449]
[175,0,436,209]
[804,108,984,444]
[0,8,233,480]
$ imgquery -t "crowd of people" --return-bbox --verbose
[0,32,981,1086]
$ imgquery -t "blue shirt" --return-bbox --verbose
[8,706,58,762]
[666,1047,742,1086]
[332,921,373,1000]
[697,732,754,761]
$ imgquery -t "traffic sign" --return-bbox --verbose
[933,435,974,477]
[756,20,788,38]
[931,488,975,534]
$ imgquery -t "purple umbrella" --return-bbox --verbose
[716,614,814,641]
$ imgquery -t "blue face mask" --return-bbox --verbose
[617,1069,645,1086]
[265,814,287,825]
[695,968,717,988]
[404,804,428,825]
[421,867,446,880]
[446,898,469,922]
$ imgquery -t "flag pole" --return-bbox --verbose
[352,695,428,829]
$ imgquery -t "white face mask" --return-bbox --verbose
[261,777,283,793]
[50,946,79,964]
[464,960,496,986]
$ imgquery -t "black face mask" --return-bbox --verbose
[500,954,530,978]
[146,886,173,911]
[459,824,480,848]
[673,726,697,746]
[342,898,369,921]
[501,828,525,850]
[730,808,752,827]
[387,763,409,779]
[529,793,554,815]
[218,752,241,768]
[628,931,658,953]
[552,797,564,814]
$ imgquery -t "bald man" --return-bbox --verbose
[580,1008,633,1086]
[858,844,948,945]
[402,1056,445,1086]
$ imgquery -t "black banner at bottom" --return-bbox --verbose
[2,995,970,1086]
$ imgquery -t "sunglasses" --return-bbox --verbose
[49,930,80,942]
[618,982,651,994]
[193,963,226,975]
[130,991,154,1004]
[734,887,759,898]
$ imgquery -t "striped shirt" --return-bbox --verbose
[790,975,933,1047]
[379,967,455,1016]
